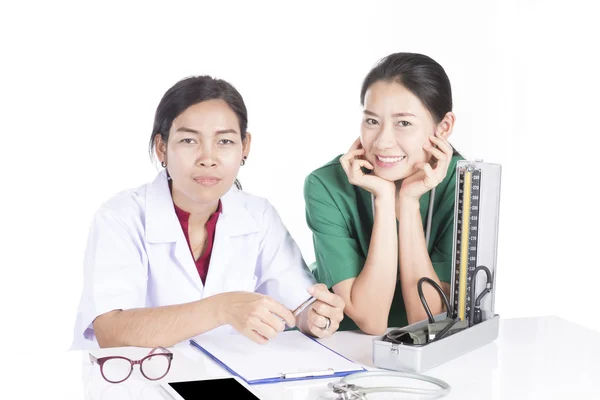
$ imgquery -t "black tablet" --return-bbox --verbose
[161,377,261,399]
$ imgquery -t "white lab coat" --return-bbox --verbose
[72,169,316,349]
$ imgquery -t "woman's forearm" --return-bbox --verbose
[93,293,229,348]
[343,195,398,334]
[397,196,449,324]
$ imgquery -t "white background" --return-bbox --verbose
[1,0,599,396]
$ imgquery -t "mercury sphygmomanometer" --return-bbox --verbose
[330,160,502,399]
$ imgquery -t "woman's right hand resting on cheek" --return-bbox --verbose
[340,137,395,201]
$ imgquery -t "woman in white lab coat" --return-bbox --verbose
[72,76,345,349]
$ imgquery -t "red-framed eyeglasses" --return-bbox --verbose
[89,347,174,384]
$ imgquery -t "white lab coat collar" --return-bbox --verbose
[145,170,181,243]
[145,169,260,244]
[144,170,261,296]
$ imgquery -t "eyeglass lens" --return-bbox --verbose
[141,354,171,380]
[101,357,132,383]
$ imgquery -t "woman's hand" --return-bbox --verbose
[340,138,395,200]
[398,132,454,202]
[298,284,345,339]
[221,292,296,344]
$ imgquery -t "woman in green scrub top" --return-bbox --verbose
[304,52,463,334]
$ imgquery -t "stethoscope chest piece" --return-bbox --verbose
[329,382,365,400]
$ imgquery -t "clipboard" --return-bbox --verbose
[189,330,365,385]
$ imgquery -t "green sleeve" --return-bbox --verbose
[304,174,364,288]
[429,175,457,284]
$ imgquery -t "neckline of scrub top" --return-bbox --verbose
[172,200,223,225]
[173,200,222,284]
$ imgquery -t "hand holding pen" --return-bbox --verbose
[222,291,297,345]
[294,283,345,339]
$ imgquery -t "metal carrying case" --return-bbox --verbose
[373,314,500,372]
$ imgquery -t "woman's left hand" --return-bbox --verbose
[299,283,345,338]
[398,132,454,201]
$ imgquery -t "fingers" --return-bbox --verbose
[422,134,452,184]
[340,148,366,167]
[413,161,427,171]
[307,308,340,338]
[421,163,437,187]
[251,318,279,341]
[431,132,453,155]
[339,148,364,177]
[243,300,287,343]
[342,138,364,160]
[340,138,365,171]
[304,285,344,336]
[351,158,374,173]
[309,284,345,310]
[413,161,436,182]
[233,294,295,344]
[244,329,269,345]
[260,306,288,333]
[309,307,329,330]
[346,159,374,185]
[424,140,448,161]
[310,299,344,324]
[340,151,374,188]
[408,163,427,179]
[263,297,296,328]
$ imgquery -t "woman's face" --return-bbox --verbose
[360,80,449,182]
[156,99,250,207]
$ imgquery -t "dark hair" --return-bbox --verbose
[149,75,248,189]
[360,52,452,124]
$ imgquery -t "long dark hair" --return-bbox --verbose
[149,75,248,189]
[360,52,459,156]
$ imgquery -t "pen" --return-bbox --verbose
[292,296,317,316]
[282,368,334,379]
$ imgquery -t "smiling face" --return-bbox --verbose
[360,80,447,182]
[155,99,251,209]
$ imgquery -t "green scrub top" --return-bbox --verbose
[303,153,463,331]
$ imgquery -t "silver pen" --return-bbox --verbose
[292,296,317,316]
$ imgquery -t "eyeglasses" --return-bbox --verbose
[89,347,174,383]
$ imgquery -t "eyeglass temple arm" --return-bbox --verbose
[148,346,171,356]
[88,348,170,365]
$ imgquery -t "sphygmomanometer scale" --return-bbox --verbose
[454,165,482,324]
[372,159,502,373]
[451,160,500,327]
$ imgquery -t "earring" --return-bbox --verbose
[240,156,247,166]
[161,161,166,168]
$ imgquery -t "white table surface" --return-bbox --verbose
[48,316,600,399]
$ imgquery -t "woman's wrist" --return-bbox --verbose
[374,191,396,210]
[208,292,230,327]
[396,193,421,217]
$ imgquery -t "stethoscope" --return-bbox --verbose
[329,370,450,399]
